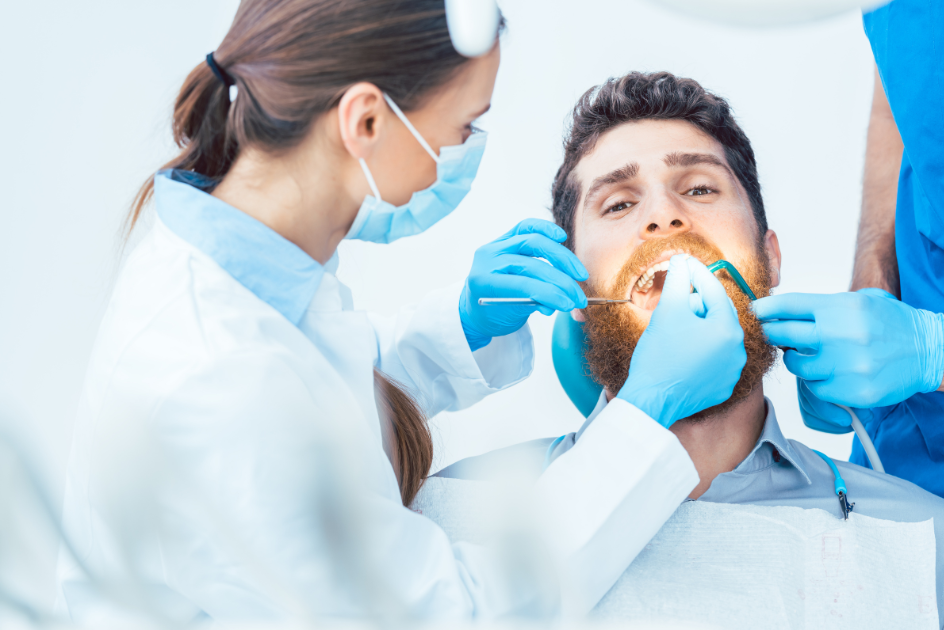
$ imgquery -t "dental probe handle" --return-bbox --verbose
[477,298,539,305]
[477,297,630,306]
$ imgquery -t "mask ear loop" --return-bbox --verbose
[382,94,442,164]
[358,158,383,203]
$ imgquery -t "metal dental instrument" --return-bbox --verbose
[480,260,754,307]
[477,297,631,306]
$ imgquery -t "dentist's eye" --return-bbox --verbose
[685,185,715,197]
[605,201,634,215]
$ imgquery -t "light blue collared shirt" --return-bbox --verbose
[154,170,324,326]
[437,396,944,626]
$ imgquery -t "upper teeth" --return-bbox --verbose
[634,261,671,294]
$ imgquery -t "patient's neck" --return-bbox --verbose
[670,389,767,499]
[605,387,768,500]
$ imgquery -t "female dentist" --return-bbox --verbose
[56,0,747,623]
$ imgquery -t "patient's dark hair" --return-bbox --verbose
[551,72,766,248]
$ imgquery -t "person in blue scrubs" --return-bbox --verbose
[754,0,944,497]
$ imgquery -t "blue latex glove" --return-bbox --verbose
[616,255,747,428]
[795,377,874,435]
[755,288,944,410]
[460,219,588,351]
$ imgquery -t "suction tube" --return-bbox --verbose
[706,260,757,301]
[839,405,885,473]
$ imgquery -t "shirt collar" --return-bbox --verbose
[154,170,324,326]
[586,392,813,486]
[733,398,812,485]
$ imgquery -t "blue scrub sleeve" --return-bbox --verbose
[864,1,944,243]
[852,1,944,491]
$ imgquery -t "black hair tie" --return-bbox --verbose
[206,52,235,88]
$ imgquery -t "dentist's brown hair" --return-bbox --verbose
[374,369,434,506]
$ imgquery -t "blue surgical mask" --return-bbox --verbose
[345,93,487,244]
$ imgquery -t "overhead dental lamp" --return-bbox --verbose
[445,0,501,57]
[644,0,888,27]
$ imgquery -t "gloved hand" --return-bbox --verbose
[459,219,588,351]
[755,287,944,409]
[616,255,747,428]
[796,376,872,434]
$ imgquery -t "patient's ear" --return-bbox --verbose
[571,309,587,323]
[764,230,782,288]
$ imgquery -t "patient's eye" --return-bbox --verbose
[685,185,715,197]
[605,201,634,214]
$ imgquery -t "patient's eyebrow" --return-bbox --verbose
[584,162,639,208]
[664,151,733,175]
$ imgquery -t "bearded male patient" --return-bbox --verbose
[431,72,944,627]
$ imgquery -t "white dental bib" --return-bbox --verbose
[413,479,938,629]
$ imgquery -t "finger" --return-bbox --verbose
[656,254,699,309]
[804,379,860,410]
[761,320,820,353]
[493,254,587,307]
[689,292,707,318]
[782,350,833,382]
[498,233,589,281]
[798,378,849,424]
[752,293,825,322]
[537,305,554,316]
[485,274,579,313]
[797,378,852,432]
[687,257,738,321]
[496,218,568,244]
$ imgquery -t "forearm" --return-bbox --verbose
[850,66,903,295]
[370,283,533,416]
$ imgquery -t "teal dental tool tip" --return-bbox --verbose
[705,260,757,301]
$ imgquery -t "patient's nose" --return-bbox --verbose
[641,200,690,237]
[646,218,684,233]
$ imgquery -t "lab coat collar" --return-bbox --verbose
[585,393,812,485]
[154,170,324,325]
[577,391,610,442]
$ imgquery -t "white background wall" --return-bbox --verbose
[0,1,874,499]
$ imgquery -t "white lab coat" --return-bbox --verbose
[56,215,698,624]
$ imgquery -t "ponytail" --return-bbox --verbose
[126,59,237,234]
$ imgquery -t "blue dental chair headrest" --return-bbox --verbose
[551,312,603,418]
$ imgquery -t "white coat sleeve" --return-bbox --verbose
[367,282,534,415]
[143,355,695,622]
[532,398,699,615]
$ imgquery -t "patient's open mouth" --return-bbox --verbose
[635,260,670,294]
[629,264,669,312]
[627,251,690,312]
